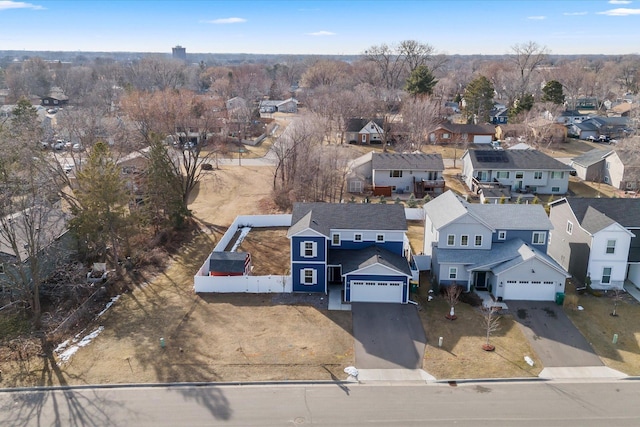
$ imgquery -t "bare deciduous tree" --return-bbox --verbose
[480,306,501,351]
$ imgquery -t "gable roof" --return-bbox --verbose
[209,252,249,273]
[346,118,384,132]
[464,149,574,171]
[571,149,612,167]
[288,203,407,237]
[436,122,495,135]
[371,152,444,171]
[563,198,640,229]
[423,190,473,230]
[330,246,411,276]
[0,206,68,260]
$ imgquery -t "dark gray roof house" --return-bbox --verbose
[371,152,444,171]
[288,203,407,237]
[464,149,574,171]
[570,149,612,181]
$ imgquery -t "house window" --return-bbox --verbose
[461,235,469,246]
[496,171,509,179]
[532,232,546,245]
[498,230,507,240]
[602,267,612,284]
[442,133,450,139]
[301,241,317,258]
[626,182,634,190]
[566,221,573,235]
[354,233,362,242]
[44,99,49,104]
[606,239,616,254]
[332,234,340,246]
[0,264,4,274]
[551,171,565,179]
[449,267,457,279]
[534,171,543,180]
[389,170,403,178]
[605,162,610,170]
[552,187,560,192]
[302,268,317,285]
[515,171,524,179]
[376,234,385,243]
[604,177,609,183]
[474,235,483,246]
[447,235,455,246]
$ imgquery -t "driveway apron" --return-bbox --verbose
[507,301,603,367]
[352,302,427,369]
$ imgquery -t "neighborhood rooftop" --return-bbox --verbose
[467,149,574,170]
[571,149,613,167]
[560,198,640,229]
[288,202,407,237]
[371,152,444,171]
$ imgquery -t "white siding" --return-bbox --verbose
[494,258,565,301]
[587,225,632,289]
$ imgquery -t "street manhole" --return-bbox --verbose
[293,417,306,424]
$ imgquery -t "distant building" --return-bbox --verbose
[172,45,186,61]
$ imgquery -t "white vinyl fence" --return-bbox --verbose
[195,214,292,293]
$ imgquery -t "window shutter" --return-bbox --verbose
[300,269,306,283]
[312,269,317,284]
[312,241,317,257]
[300,241,305,257]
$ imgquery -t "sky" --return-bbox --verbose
[1,0,639,56]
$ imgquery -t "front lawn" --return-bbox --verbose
[415,281,542,380]
[564,284,640,376]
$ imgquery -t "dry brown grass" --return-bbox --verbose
[237,227,290,275]
[406,220,424,255]
[564,286,640,375]
[415,281,542,380]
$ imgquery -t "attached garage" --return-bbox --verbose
[502,280,557,301]
[350,280,404,303]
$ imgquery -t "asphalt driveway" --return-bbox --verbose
[352,302,427,369]
[507,301,602,367]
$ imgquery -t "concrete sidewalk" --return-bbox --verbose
[539,366,627,380]
[351,369,436,383]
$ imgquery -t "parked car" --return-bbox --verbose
[598,135,610,143]
[52,140,65,150]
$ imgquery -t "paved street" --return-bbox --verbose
[2,381,640,426]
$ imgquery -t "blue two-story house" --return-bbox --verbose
[423,191,569,301]
[287,203,412,304]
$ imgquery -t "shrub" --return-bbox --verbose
[460,291,483,307]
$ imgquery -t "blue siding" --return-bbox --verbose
[344,274,409,303]
[292,263,326,293]
[331,240,403,256]
[291,236,327,262]
[492,229,549,251]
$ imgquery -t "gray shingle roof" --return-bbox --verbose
[371,153,444,171]
[288,203,407,237]
[423,190,470,229]
[471,203,552,230]
[565,198,640,229]
[424,190,552,231]
[436,238,568,276]
[437,122,495,135]
[346,118,384,132]
[466,149,574,171]
[571,149,612,167]
[329,246,412,276]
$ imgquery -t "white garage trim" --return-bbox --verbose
[503,280,556,301]
[350,280,404,303]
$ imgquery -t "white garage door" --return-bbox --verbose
[503,280,556,301]
[473,135,492,144]
[350,280,404,303]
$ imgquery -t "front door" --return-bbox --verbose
[328,266,342,284]
[475,271,487,290]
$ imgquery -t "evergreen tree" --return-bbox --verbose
[405,65,438,97]
[463,76,494,123]
[542,80,565,105]
[71,141,131,272]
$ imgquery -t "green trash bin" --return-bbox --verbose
[555,292,565,306]
[410,281,419,293]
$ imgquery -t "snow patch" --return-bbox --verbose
[56,326,105,363]
[97,295,121,317]
[230,226,252,251]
